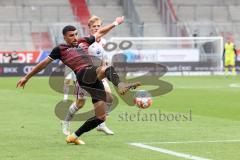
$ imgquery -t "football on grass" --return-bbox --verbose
[134,90,152,109]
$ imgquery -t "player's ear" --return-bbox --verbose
[63,35,67,41]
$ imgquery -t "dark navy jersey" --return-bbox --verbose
[48,35,95,73]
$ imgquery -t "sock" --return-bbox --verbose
[65,103,79,122]
[98,122,105,128]
[71,132,78,138]
[224,67,229,75]
[63,84,69,100]
[105,66,120,87]
[63,95,68,100]
[75,116,104,137]
[232,67,236,76]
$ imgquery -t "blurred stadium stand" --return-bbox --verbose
[86,0,132,38]
[132,0,166,37]
[1,0,240,51]
[170,0,240,44]
[0,0,76,51]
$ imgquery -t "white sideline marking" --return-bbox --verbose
[229,83,240,88]
[144,139,240,144]
[175,86,224,89]
[130,143,211,160]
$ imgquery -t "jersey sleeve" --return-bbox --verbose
[48,46,61,60]
[84,35,96,45]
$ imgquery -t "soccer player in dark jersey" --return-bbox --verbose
[62,15,115,136]
[17,16,141,145]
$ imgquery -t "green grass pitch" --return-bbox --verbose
[0,76,240,160]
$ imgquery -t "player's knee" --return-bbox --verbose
[92,95,106,103]
[64,79,71,85]
[96,114,107,121]
[96,66,107,80]
[106,93,114,104]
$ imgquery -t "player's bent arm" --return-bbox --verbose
[94,16,124,40]
[94,23,115,40]
[16,57,53,88]
[25,57,53,79]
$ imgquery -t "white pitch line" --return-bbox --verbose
[229,83,240,88]
[175,86,225,89]
[130,143,211,160]
[144,139,240,144]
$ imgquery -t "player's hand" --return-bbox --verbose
[16,77,28,89]
[114,16,124,25]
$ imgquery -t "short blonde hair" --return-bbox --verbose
[88,15,102,27]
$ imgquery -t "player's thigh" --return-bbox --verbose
[96,65,108,80]
[91,79,106,103]
[76,67,106,102]
[229,59,235,66]
[74,81,88,101]
[225,61,235,67]
[224,58,231,67]
[103,79,113,103]
[229,61,235,67]
[102,78,111,93]
[74,85,87,109]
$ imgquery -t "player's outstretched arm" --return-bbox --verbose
[94,16,124,40]
[16,57,53,88]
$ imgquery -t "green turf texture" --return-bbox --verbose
[0,76,240,160]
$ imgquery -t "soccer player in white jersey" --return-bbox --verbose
[61,15,114,135]
[63,65,76,101]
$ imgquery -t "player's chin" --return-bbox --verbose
[72,42,78,47]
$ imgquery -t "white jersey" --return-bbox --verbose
[88,38,106,61]
[76,38,112,99]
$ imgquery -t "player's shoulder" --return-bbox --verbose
[78,35,95,44]
[99,38,107,46]
[55,44,70,50]
[51,45,61,53]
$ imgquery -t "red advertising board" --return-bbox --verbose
[0,51,41,63]
[0,51,54,63]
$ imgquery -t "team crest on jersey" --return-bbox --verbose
[96,49,101,55]
[88,42,105,59]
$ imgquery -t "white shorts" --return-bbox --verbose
[65,71,76,81]
[64,65,76,81]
